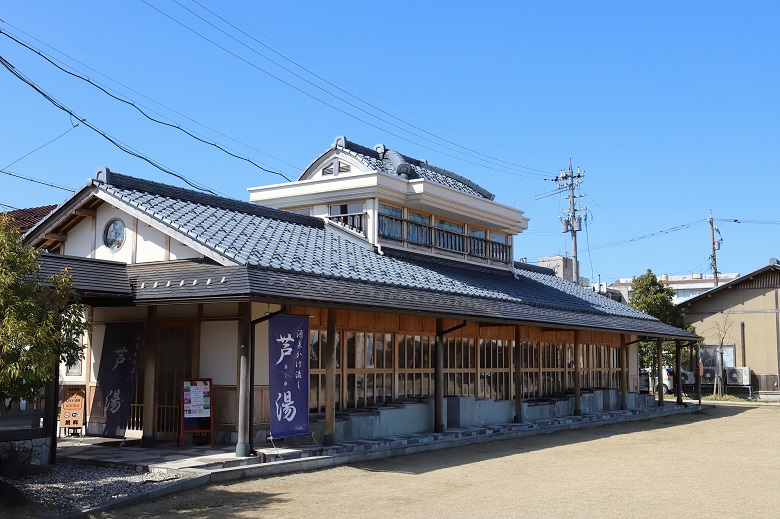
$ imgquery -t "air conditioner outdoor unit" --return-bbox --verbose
[726,367,751,386]
[702,367,718,384]
[680,371,695,385]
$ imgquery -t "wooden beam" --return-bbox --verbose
[435,318,445,434]
[656,338,664,407]
[620,334,628,410]
[324,308,337,445]
[141,306,157,448]
[574,330,582,416]
[44,233,67,242]
[74,208,97,217]
[514,326,523,423]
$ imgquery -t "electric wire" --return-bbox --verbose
[140,0,552,180]
[1,121,79,172]
[0,20,302,174]
[0,202,20,211]
[0,54,219,196]
[0,29,292,182]
[197,0,569,161]
[715,218,780,226]
[184,0,562,173]
[1,168,74,192]
[586,196,671,272]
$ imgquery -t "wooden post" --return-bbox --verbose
[435,318,445,434]
[324,308,337,445]
[574,330,582,416]
[235,302,251,457]
[675,340,683,405]
[620,334,628,410]
[141,306,157,448]
[656,337,664,407]
[514,326,523,423]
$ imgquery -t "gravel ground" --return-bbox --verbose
[0,463,182,518]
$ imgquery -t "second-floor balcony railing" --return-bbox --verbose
[327,212,366,235]
[378,214,510,264]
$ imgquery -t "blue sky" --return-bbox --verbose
[2,1,778,284]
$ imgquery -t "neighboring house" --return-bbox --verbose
[23,136,695,451]
[610,272,739,305]
[3,204,57,233]
[681,260,780,398]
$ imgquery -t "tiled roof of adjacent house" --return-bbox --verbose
[3,205,57,233]
[319,137,495,200]
[90,172,696,339]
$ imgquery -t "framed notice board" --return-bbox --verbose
[179,378,213,447]
[59,385,86,435]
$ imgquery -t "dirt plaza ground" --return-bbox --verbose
[87,403,780,519]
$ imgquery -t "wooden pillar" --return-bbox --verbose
[324,308,337,446]
[435,318,445,434]
[656,337,664,407]
[514,326,523,423]
[141,306,158,448]
[675,340,683,405]
[574,330,582,416]
[235,302,252,457]
[620,334,628,410]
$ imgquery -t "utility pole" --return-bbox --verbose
[558,160,586,285]
[708,210,723,287]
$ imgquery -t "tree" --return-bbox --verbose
[628,269,691,368]
[0,214,89,406]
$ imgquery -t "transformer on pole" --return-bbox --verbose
[558,160,586,285]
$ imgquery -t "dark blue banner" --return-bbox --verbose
[268,314,309,439]
[86,322,144,438]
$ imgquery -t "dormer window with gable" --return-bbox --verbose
[248,136,529,271]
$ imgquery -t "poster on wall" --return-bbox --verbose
[268,314,309,439]
[86,322,144,438]
[179,378,213,447]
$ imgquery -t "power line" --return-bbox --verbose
[197,0,569,162]
[0,202,20,211]
[587,213,706,251]
[1,121,79,171]
[587,196,674,273]
[140,0,552,180]
[0,29,292,182]
[0,53,219,196]
[185,0,561,174]
[0,20,302,175]
[716,218,780,226]
[0,168,74,192]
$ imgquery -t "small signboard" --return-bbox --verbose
[179,378,213,447]
[59,385,86,434]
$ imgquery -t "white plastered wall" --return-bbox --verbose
[60,202,202,263]
[252,303,283,386]
[200,321,239,385]
[62,217,94,258]
[136,222,167,262]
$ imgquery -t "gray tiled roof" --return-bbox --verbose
[39,253,132,304]
[97,173,696,339]
[321,138,495,200]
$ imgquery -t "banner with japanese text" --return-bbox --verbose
[268,314,309,439]
[86,322,144,438]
